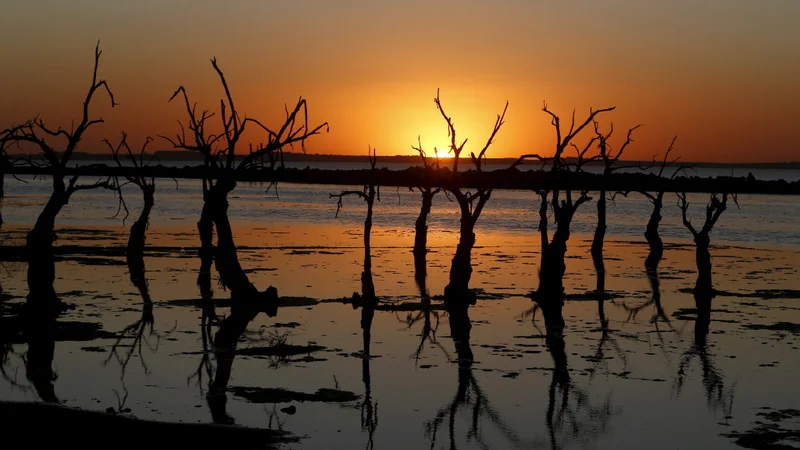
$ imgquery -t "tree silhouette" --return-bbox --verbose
[677,192,734,299]
[410,136,441,275]
[331,147,379,356]
[590,121,642,263]
[2,43,120,313]
[107,133,158,286]
[428,90,508,316]
[163,58,327,301]
[331,149,382,448]
[519,103,615,339]
[640,138,684,269]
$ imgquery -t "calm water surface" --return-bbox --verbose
[1,163,799,449]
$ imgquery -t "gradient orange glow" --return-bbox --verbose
[1,1,799,162]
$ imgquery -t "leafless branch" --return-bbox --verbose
[543,102,615,170]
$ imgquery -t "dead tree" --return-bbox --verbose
[590,122,642,261]
[164,58,327,302]
[330,147,379,356]
[519,103,615,340]
[2,43,119,312]
[409,137,441,280]
[103,128,169,380]
[107,133,158,293]
[429,90,508,312]
[641,137,683,269]
[677,192,734,304]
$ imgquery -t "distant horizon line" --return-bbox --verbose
[6,149,800,168]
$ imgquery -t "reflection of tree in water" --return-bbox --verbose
[332,154,380,448]
[104,162,175,379]
[673,191,736,414]
[361,343,378,450]
[205,286,279,425]
[23,309,58,403]
[104,300,160,377]
[544,331,615,450]
[400,248,445,364]
[22,240,63,402]
[619,263,673,361]
[587,252,630,377]
[425,308,524,450]
[530,256,618,448]
[675,289,735,414]
[622,265,671,329]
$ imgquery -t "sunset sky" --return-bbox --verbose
[1,0,798,162]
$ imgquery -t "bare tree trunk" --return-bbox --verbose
[644,193,664,269]
[127,189,154,303]
[414,249,427,294]
[360,189,377,356]
[362,192,374,298]
[197,197,215,291]
[27,176,70,312]
[591,191,606,261]
[28,176,68,245]
[535,225,569,338]
[445,215,476,303]
[412,190,434,291]
[207,180,262,303]
[413,189,434,257]
[592,254,606,293]
[533,193,573,340]
[694,234,713,294]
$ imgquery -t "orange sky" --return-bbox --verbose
[1,1,799,162]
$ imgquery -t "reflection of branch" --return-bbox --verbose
[544,336,617,450]
[188,308,217,392]
[361,357,378,450]
[621,273,672,329]
[675,323,735,413]
[398,307,448,365]
[425,368,524,450]
[104,302,175,379]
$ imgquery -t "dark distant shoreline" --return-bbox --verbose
[10,150,800,170]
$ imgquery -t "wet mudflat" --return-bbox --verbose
[1,223,799,450]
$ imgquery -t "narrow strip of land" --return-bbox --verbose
[6,165,800,195]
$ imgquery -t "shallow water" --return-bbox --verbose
[2,176,800,449]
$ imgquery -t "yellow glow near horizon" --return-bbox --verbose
[1,2,799,163]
